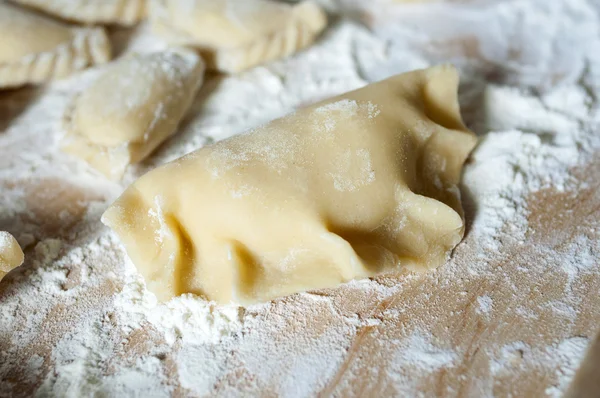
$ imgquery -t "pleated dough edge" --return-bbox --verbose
[211,1,328,73]
[0,27,111,89]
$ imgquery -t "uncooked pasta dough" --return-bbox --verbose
[0,232,24,280]
[62,49,205,179]
[9,0,147,25]
[102,65,477,305]
[149,0,327,73]
[0,2,111,89]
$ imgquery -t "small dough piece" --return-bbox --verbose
[9,0,147,25]
[150,0,327,73]
[0,232,24,280]
[0,3,111,89]
[103,65,477,305]
[62,49,205,179]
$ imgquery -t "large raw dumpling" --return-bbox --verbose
[103,65,478,305]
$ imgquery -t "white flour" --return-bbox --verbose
[115,264,245,346]
[1,0,600,396]
[476,295,493,315]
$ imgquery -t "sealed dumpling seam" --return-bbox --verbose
[150,0,328,73]
[207,1,328,73]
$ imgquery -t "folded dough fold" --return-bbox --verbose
[0,3,111,89]
[9,0,147,25]
[103,65,478,305]
[62,48,205,179]
[150,0,328,73]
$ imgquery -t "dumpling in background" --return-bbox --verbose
[0,232,24,281]
[150,0,328,73]
[0,3,111,89]
[103,65,477,305]
[9,0,147,25]
[62,49,205,179]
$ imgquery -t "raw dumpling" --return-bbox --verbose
[102,65,477,305]
[150,0,327,73]
[0,232,24,280]
[62,49,205,179]
[9,0,147,26]
[0,2,111,89]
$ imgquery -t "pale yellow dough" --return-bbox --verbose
[9,0,147,26]
[0,2,111,89]
[103,65,477,305]
[62,49,205,179]
[0,232,24,280]
[150,0,328,73]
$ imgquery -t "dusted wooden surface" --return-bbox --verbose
[1,3,600,395]
[1,101,598,396]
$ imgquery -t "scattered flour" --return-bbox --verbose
[476,295,493,315]
[392,333,458,372]
[0,0,599,397]
[114,261,244,346]
[490,337,589,398]
[545,337,590,397]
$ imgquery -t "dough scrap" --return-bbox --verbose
[62,48,205,179]
[0,232,24,280]
[150,0,328,73]
[0,3,111,89]
[103,65,478,305]
[9,0,147,25]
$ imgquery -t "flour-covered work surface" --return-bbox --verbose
[1,0,600,396]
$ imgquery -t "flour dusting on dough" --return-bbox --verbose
[147,195,170,245]
[329,148,376,192]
